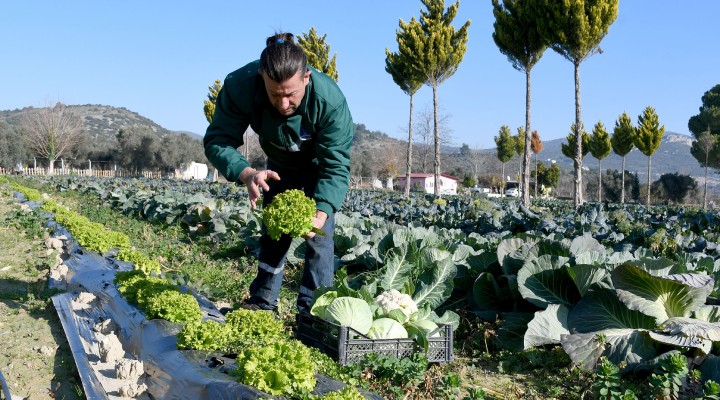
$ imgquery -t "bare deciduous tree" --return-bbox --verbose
[376,142,404,182]
[694,126,718,209]
[21,102,84,173]
[414,105,453,173]
[240,128,266,168]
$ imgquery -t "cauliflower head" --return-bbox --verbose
[375,289,418,318]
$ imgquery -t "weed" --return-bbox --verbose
[345,353,428,398]
[462,387,487,400]
[4,207,47,239]
[647,353,688,399]
[594,356,638,399]
[454,312,498,356]
[704,380,720,400]
[434,372,462,399]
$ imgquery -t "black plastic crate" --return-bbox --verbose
[296,312,453,365]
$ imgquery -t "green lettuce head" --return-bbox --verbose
[263,189,316,240]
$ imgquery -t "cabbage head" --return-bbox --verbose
[367,318,408,339]
[324,297,373,335]
[405,319,440,351]
[405,319,440,339]
[310,290,337,318]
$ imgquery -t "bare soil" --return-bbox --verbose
[0,189,84,400]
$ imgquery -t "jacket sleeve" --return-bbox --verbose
[203,83,251,183]
[313,99,353,215]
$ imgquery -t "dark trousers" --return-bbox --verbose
[248,161,336,312]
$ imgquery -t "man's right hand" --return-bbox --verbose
[238,167,281,208]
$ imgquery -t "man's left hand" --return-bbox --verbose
[305,210,328,238]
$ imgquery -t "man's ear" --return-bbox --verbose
[304,69,311,80]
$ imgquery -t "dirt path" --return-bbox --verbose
[0,188,84,400]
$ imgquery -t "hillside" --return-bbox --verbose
[0,104,177,148]
[0,105,399,149]
[384,129,719,193]
[530,132,709,180]
[2,105,716,192]
[474,132,720,192]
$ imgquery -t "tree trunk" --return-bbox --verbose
[621,156,626,204]
[646,155,652,206]
[598,159,602,203]
[432,84,441,198]
[501,162,506,195]
[522,69,532,206]
[534,153,539,198]
[704,153,709,209]
[404,94,415,199]
[573,60,584,208]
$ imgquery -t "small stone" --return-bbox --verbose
[93,319,117,335]
[44,237,64,251]
[118,383,148,397]
[74,292,96,304]
[38,345,56,356]
[99,334,125,363]
[115,359,144,380]
[50,263,69,281]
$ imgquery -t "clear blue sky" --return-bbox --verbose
[1,1,717,150]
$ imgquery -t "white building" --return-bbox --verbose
[178,162,208,180]
[395,173,459,195]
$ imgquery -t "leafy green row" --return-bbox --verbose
[4,178,387,399]
[8,180,43,201]
[42,199,132,253]
[7,179,161,274]
[25,176,720,263]
[113,265,351,397]
[114,270,202,324]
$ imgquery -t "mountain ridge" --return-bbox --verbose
[1,104,716,190]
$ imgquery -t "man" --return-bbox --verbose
[203,32,353,313]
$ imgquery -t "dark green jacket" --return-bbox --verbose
[204,60,354,215]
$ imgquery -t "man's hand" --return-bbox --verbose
[238,167,281,208]
[305,210,328,238]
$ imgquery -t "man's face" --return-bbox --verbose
[261,69,310,116]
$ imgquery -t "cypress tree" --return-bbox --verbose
[492,0,548,206]
[536,0,619,207]
[495,125,516,193]
[610,112,635,204]
[561,124,590,159]
[403,0,471,197]
[386,18,425,198]
[298,28,339,82]
[203,79,222,123]
[634,106,665,206]
[589,121,611,202]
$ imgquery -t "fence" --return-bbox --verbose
[0,167,164,179]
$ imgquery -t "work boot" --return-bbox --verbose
[239,302,263,311]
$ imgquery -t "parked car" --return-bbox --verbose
[505,188,521,197]
[468,186,491,194]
